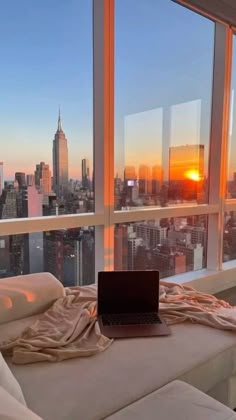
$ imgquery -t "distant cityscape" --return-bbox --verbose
[0,111,95,286]
[0,112,235,284]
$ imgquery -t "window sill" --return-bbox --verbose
[164,262,236,295]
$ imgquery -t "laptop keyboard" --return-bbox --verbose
[102,313,161,326]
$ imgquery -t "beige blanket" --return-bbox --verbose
[1,281,236,364]
[0,285,112,364]
[159,281,236,329]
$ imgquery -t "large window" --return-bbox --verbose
[0,0,93,219]
[114,0,214,210]
[0,0,235,291]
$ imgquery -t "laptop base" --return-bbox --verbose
[98,316,171,338]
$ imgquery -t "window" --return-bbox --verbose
[114,0,214,210]
[0,0,234,291]
[0,0,93,219]
[115,215,207,278]
[0,227,95,286]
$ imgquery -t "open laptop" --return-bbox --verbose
[97,270,170,338]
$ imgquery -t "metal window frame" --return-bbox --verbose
[93,0,114,275]
[0,0,234,284]
[207,23,233,270]
[225,26,236,217]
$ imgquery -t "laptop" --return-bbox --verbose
[97,270,171,338]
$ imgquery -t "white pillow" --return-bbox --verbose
[0,385,43,420]
[0,272,65,324]
[0,352,26,406]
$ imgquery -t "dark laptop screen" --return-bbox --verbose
[98,270,159,314]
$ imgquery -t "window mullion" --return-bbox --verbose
[207,23,232,270]
[93,0,114,277]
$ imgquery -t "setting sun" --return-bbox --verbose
[184,170,201,182]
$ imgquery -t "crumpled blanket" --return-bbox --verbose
[159,281,236,329]
[0,284,112,364]
[0,281,235,364]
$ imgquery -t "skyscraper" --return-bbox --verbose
[15,172,26,188]
[138,165,152,195]
[152,165,163,194]
[0,162,4,196]
[124,165,136,182]
[123,165,138,205]
[114,224,128,270]
[35,162,51,195]
[26,174,35,186]
[81,158,90,189]
[43,227,94,286]
[52,109,69,198]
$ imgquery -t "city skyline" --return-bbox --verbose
[2,110,92,182]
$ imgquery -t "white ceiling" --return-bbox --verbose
[175,0,236,26]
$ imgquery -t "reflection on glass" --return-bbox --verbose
[0,1,93,218]
[169,143,205,202]
[115,0,213,210]
[0,227,95,286]
[115,216,207,278]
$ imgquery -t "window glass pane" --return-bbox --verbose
[0,227,95,286]
[227,36,236,198]
[0,1,93,218]
[115,216,207,278]
[223,212,236,262]
[115,0,214,210]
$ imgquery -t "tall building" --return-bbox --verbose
[114,225,128,270]
[169,144,204,201]
[123,165,138,206]
[124,165,137,183]
[134,222,167,248]
[15,172,26,188]
[127,236,143,270]
[44,228,94,286]
[26,174,35,186]
[0,186,17,219]
[81,159,90,189]
[74,228,95,286]
[52,109,69,198]
[114,174,123,209]
[152,165,163,194]
[26,185,43,218]
[0,236,11,277]
[0,162,4,196]
[138,165,152,195]
[35,162,51,195]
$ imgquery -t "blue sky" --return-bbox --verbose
[0,0,93,179]
[0,0,215,180]
[115,0,214,178]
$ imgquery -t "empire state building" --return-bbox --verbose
[52,110,69,198]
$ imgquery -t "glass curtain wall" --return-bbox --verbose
[0,0,235,286]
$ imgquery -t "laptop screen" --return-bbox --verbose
[98,270,159,315]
